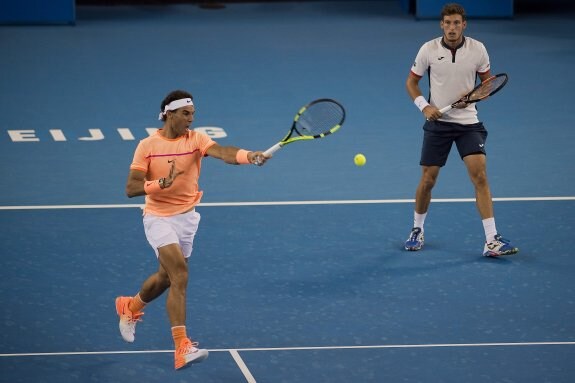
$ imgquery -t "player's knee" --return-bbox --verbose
[421,179,436,192]
[470,170,488,188]
[168,268,189,288]
[158,272,171,289]
[420,173,438,191]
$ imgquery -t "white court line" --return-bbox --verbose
[0,196,574,210]
[2,341,575,357]
[229,349,257,383]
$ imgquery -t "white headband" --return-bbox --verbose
[158,98,194,120]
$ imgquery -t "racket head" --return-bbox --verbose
[289,98,345,141]
[466,73,508,103]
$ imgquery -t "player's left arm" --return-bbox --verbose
[478,70,492,83]
[206,143,268,165]
[477,43,492,83]
[451,70,494,109]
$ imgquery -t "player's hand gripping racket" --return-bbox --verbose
[439,73,508,114]
[256,99,345,164]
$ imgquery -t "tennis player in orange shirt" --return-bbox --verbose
[115,89,269,370]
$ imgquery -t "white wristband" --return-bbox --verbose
[414,96,429,112]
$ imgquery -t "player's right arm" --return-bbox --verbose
[408,42,443,121]
[126,161,183,198]
[126,169,147,198]
[406,72,441,121]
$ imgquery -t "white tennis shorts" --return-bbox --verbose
[142,209,201,258]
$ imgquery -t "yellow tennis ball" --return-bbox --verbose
[354,153,366,166]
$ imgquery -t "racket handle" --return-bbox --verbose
[438,105,452,114]
[263,143,282,157]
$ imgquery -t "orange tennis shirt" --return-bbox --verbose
[130,129,216,216]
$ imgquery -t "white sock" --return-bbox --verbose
[414,212,427,230]
[482,217,497,242]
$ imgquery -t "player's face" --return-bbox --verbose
[440,14,466,45]
[169,106,195,132]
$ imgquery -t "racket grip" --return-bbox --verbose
[263,143,282,157]
[438,105,452,114]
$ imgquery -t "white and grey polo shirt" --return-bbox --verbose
[411,36,490,124]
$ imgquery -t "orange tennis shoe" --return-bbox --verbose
[175,338,209,370]
[115,296,144,343]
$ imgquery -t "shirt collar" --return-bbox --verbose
[441,35,466,50]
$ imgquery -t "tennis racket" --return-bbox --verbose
[259,98,345,161]
[439,73,508,114]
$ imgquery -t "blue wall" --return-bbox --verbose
[415,0,513,19]
[3,0,564,25]
[0,0,75,25]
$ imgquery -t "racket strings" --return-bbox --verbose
[295,102,344,137]
[468,75,507,101]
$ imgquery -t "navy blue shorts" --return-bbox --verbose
[420,120,488,167]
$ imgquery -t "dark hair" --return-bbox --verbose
[441,3,466,21]
[160,90,193,121]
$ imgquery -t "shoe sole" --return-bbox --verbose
[405,244,423,251]
[176,350,209,370]
[483,248,519,257]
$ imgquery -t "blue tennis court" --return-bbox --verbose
[1,1,575,382]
